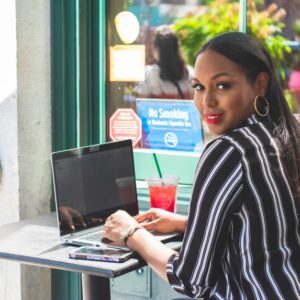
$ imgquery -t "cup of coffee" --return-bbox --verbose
[146,175,179,212]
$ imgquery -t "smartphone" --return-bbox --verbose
[69,246,134,263]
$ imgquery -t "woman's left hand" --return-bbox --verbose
[102,210,139,244]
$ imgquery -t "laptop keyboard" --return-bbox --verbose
[83,231,103,242]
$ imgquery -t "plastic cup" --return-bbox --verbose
[146,175,179,212]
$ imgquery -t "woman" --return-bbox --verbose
[135,25,194,100]
[103,32,300,299]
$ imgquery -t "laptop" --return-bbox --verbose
[51,139,180,250]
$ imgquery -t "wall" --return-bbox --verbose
[0,2,16,103]
[0,93,21,300]
[0,1,52,299]
[0,1,20,299]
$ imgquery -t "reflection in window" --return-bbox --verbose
[135,25,194,100]
[106,1,300,148]
[106,0,238,151]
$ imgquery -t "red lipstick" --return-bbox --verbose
[206,113,222,124]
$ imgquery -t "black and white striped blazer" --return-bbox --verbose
[167,114,300,299]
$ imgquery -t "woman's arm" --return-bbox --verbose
[126,228,176,282]
[102,209,185,281]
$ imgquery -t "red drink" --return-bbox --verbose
[149,185,177,212]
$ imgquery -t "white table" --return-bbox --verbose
[0,212,181,300]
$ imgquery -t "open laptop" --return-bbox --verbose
[51,139,180,250]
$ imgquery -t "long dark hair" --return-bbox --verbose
[199,32,300,204]
[154,26,187,83]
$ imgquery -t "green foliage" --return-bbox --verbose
[285,89,296,113]
[247,2,291,76]
[172,0,291,78]
[254,0,265,8]
[292,19,300,35]
[173,0,239,66]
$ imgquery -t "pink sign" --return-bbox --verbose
[109,108,142,146]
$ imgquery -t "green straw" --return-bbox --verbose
[153,152,163,179]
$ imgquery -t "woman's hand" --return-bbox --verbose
[102,210,139,245]
[103,210,178,282]
[135,208,187,233]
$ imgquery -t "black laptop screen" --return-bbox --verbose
[52,140,139,236]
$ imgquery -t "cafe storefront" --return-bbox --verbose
[51,0,300,298]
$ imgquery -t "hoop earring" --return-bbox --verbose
[254,95,270,117]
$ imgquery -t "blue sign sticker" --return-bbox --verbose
[136,98,203,152]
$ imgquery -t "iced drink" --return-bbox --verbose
[146,176,179,212]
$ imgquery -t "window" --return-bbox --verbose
[105,0,240,183]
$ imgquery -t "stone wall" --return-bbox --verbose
[0,1,52,299]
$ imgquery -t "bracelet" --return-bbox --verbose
[124,225,143,247]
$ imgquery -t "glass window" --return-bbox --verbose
[106,0,239,155]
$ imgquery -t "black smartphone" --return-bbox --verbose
[69,246,134,263]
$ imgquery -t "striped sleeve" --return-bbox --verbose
[166,138,243,298]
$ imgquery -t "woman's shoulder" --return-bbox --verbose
[197,137,243,175]
[145,64,160,74]
[205,128,262,156]
[144,64,161,83]
[220,120,274,153]
[204,137,241,158]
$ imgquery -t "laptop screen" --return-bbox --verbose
[51,140,139,236]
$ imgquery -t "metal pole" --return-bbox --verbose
[81,274,111,300]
